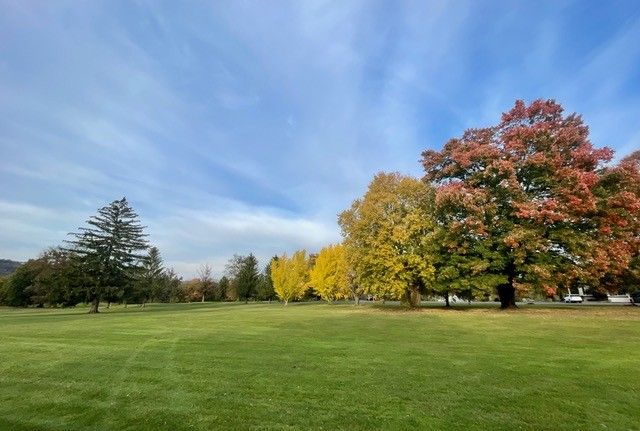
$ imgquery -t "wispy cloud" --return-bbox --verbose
[1,0,639,277]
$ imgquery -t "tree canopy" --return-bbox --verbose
[421,99,634,307]
[308,243,350,302]
[338,172,438,306]
[271,251,309,305]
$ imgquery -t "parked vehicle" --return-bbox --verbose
[607,294,632,303]
[564,294,583,303]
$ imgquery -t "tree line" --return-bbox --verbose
[0,198,280,312]
[1,99,638,311]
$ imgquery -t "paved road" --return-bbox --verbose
[416,300,637,307]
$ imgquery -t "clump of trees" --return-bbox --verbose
[180,254,274,303]
[0,248,84,308]
[331,99,639,308]
[0,198,185,312]
[0,197,286,311]
[225,254,260,302]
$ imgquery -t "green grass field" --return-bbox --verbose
[1,302,639,430]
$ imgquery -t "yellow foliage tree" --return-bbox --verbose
[270,250,309,305]
[338,172,437,307]
[309,243,350,302]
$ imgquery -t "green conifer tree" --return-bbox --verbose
[66,197,148,313]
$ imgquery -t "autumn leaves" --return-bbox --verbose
[271,99,640,307]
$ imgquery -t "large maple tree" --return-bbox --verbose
[421,99,638,308]
[595,150,640,292]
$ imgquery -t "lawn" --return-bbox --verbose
[0,302,639,430]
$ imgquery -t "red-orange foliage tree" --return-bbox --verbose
[595,151,640,292]
[422,99,638,308]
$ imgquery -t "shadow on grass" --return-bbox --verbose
[368,301,637,314]
[369,301,502,313]
[4,300,630,319]
[1,300,304,319]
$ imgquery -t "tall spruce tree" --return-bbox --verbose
[136,247,164,308]
[66,197,148,313]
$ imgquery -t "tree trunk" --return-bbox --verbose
[444,293,450,307]
[107,301,111,309]
[354,295,360,306]
[497,283,517,309]
[141,300,146,309]
[89,297,99,314]
[497,260,518,309]
[284,299,289,306]
[407,286,421,307]
[201,293,205,303]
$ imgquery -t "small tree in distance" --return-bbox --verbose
[136,247,164,308]
[196,264,215,302]
[218,276,231,301]
[235,254,260,303]
[256,258,277,301]
[271,251,309,305]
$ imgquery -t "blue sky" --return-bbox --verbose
[1,1,639,277]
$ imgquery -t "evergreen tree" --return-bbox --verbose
[159,268,184,302]
[66,197,148,313]
[136,247,165,308]
[256,259,277,301]
[236,254,259,302]
[218,276,230,301]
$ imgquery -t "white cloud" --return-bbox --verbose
[1,1,639,273]
[149,202,340,278]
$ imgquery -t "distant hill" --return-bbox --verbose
[0,259,22,276]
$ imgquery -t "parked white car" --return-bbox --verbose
[564,294,583,303]
[607,294,632,303]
